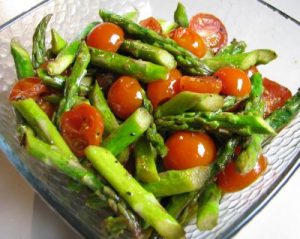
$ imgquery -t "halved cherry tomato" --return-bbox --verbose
[214,67,251,97]
[189,13,228,53]
[147,69,182,108]
[9,77,48,101]
[179,75,222,94]
[108,76,143,119]
[170,27,207,58]
[163,131,216,170]
[86,22,124,52]
[263,78,292,117]
[61,103,104,157]
[217,155,268,192]
[139,17,162,34]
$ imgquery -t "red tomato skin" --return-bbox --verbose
[86,22,124,52]
[170,27,207,58]
[9,77,48,101]
[263,78,292,117]
[179,76,222,94]
[214,67,251,97]
[139,17,162,34]
[147,69,182,108]
[189,13,228,53]
[163,131,216,170]
[217,155,268,193]
[61,104,104,157]
[108,76,143,119]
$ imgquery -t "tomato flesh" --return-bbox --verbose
[147,69,182,108]
[9,77,48,101]
[170,27,207,58]
[214,67,251,97]
[86,22,124,52]
[189,13,228,53]
[179,75,222,94]
[164,131,216,170]
[263,78,292,117]
[61,103,104,157]
[108,76,143,119]
[217,155,267,193]
[139,17,162,34]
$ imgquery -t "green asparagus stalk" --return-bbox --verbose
[174,2,189,27]
[217,39,247,56]
[145,122,168,158]
[222,95,247,112]
[102,108,152,156]
[235,73,265,173]
[19,126,143,238]
[196,182,222,231]
[32,14,52,68]
[103,216,128,237]
[156,111,275,136]
[55,41,90,123]
[47,39,81,76]
[85,146,185,239]
[142,166,211,197]
[90,82,119,134]
[154,91,224,118]
[158,19,178,34]
[10,39,35,79]
[134,137,159,183]
[76,21,100,40]
[99,9,212,75]
[90,47,169,83]
[12,98,75,159]
[123,10,139,22]
[202,49,277,72]
[36,67,65,89]
[43,94,63,105]
[51,29,67,55]
[120,39,177,69]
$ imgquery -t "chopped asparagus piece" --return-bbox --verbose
[51,29,67,54]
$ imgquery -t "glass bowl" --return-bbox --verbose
[0,0,299,238]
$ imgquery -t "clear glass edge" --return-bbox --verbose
[0,0,299,238]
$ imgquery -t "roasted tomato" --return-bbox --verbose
[61,103,104,157]
[179,75,222,94]
[139,17,162,34]
[164,131,216,170]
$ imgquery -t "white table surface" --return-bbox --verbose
[0,0,299,238]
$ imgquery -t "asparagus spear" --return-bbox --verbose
[217,39,247,56]
[99,9,212,75]
[10,39,35,79]
[36,67,65,89]
[196,182,222,231]
[32,14,52,68]
[51,29,67,54]
[102,108,152,156]
[174,2,189,27]
[142,166,211,197]
[20,126,143,237]
[158,19,178,34]
[85,146,185,239]
[90,47,169,83]
[75,21,100,40]
[201,49,277,72]
[222,95,247,111]
[154,91,224,118]
[156,111,275,136]
[120,39,176,70]
[12,98,75,159]
[55,41,90,123]
[235,73,265,173]
[90,82,119,135]
[134,137,159,183]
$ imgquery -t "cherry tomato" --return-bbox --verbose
[139,17,162,34]
[214,67,251,97]
[9,77,48,101]
[263,78,292,117]
[164,131,217,170]
[170,27,207,58]
[61,103,104,158]
[147,69,182,108]
[189,13,228,53]
[108,76,143,119]
[179,75,222,94]
[217,155,268,192]
[86,22,124,52]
